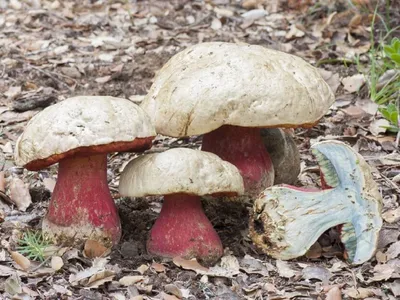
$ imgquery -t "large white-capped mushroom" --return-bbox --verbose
[141,42,334,196]
[249,141,382,264]
[119,148,244,264]
[15,96,156,246]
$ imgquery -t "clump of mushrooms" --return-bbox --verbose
[119,148,244,265]
[249,141,382,264]
[14,96,156,246]
[141,42,334,196]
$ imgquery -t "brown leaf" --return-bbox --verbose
[83,239,110,258]
[341,105,367,119]
[172,257,208,273]
[119,275,144,286]
[345,287,378,299]
[326,286,342,300]
[151,262,166,273]
[0,171,5,192]
[10,251,31,271]
[9,178,32,211]
[86,270,115,288]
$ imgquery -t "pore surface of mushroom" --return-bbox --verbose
[141,42,334,196]
[15,96,156,246]
[119,148,244,265]
[249,141,382,265]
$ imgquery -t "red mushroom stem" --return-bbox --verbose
[44,154,121,245]
[202,125,274,195]
[147,193,223,265]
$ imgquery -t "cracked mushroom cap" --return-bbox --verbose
[250,140,382,265]
[141,42,335,137]
[119,148,245,197]
[15,96,156,170]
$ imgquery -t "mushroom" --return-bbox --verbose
[249,141,382,264]
[261,128,300,185]
[141,42,334,196]
[119,148,244,264]
[14,96,156,246]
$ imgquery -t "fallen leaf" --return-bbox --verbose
[161,292,180,300]
[42,178,56,193]
[0,264,17,276]
[119,275,144,286]
[4,86,22,99]
[10,251,31,271]
[164,284,183,298]
[151,262,166,273]
[302,266,332,284]
[69,267,102,285]
[345,287,377,298]
[51,256,64,271]
[4,273,22,296]
[342,74,365,93]
[239,254,269,276]
[241,9,267,21]
[369,119,390,136]
[276,260,297,278]
[356,98,379,115]
[386,241,400,261]
[220,255,240,273]
[386,280,400,297]
[370,263,395,282]
[172,257,208,273]
[83,239,110,258]
[95,76,112,83]
[136,264,149,274]
[98,53,114,62]
[326,286,342,300]
[86,270,115,288]
[9,178,32,211]
[211,18,222,30]
[318,69,341,94]
[382,207,400,223]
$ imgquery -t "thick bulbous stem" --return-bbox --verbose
[147,194,223,265]
[43,154,121,246]
[202,125,274,196]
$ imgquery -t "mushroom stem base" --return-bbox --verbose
[147,194,223,265]
[44,154,121,246]
[202,125,274,197]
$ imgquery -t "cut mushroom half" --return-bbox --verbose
[249,140,382,265]
[119,148,244,265]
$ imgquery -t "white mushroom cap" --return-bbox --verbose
[141,42,335,137]
[119,148,244,197]
[15,96,156,169]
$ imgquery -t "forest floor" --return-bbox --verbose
[0,0,399,299]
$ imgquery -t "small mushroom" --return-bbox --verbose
[249,141,382,264]
[15,96,156,246]
[119,148,244,265]
[141,42,334,197]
